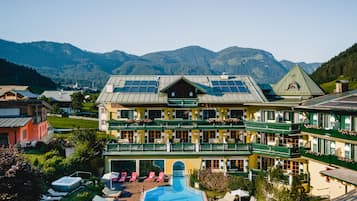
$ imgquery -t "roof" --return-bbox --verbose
[320,168,357,186]
[299,89,357,111]
[41,90,78,102]
[96,75,267,104]
[0,117,32,127]
[13,90,39,99]
[271,65,325,98]
[0,85,29,92]
[331,189,357,201]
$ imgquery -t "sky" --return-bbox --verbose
[0,0,357,63]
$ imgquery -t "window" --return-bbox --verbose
[189,91,193,97]
[213,160,220,169]
[148,110,161,120]
[330,141,336,155]
[118,110,134,119]
[313,138,318,153]
[100,107,105,114]
[101,120,106,126]
[171,91,175,97]
[148,131,161,143]
[267,111,275,121]
[345,116,352,130]
[22,130,27,140]
[230,110,243,119]
[345,143,352,159]
[203,110,216,119]
[229,160,244,171]
[283,112,293,122]
[176,110,190,119]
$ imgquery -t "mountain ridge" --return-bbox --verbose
[0,39,320,88]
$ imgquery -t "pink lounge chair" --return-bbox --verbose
[156,172,164,183]
[144,171,155,182]
[118,172,127,183]
[129,172,137,182]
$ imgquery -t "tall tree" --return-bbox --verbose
[70,92,85,112]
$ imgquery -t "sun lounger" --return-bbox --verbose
[144,171,155,182]
[92,195,115,201]
[48,188,68,197]
[129,172,137,182]
[118,172,127,183]
[40,195,62,201]
[156,172,164,183]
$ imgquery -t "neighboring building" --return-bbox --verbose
[41,90,78,114]
[297,89,357,199]
[0,85,48,146]
[96,66,356,199]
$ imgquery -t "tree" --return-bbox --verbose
[0,147,44,200]
[70,92,85,112]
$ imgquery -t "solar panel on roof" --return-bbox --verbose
[117,80,158,93]
[211,80,250,93]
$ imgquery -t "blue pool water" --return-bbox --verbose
[144,176,203,201]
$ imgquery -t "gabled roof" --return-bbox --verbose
[272,65,325,98]
[160,76,206,94]
[41,90,78,102]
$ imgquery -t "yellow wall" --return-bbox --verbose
[308,159,355,199]
[166,158,202,175]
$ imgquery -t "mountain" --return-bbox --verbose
[0,39,139,87]
[115,46,288,83]
[311,43,357,84]
[0,58,56,93]
[0,39,314,87]
[280,60,321,74]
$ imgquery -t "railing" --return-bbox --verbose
[167,98,199,107]
[252,143,300,158]
[105,143,251,154]
[245,120,300,134]
[301,124,357,141]
[108,119,245,130]
[300,148,357,171]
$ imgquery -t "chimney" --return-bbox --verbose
[335,80,349,93]
[220,72,229,80]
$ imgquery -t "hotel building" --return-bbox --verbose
[96,66,356,199]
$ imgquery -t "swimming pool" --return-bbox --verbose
[144,176,204,201]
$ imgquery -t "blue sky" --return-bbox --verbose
[0,0,356,62]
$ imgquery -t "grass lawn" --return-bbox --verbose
[48,116,98,129]
[82,102,98,113]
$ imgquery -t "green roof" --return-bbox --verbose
[272,65,325,98]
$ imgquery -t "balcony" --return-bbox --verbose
[104,143,251,156]
[300,148,357,171]
[244,120,300,135]
[301,124,357,141]
[252,143,300,158]
[167,98,198,107]
[108,119,245,131]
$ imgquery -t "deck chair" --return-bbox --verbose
[156,172,164,183]
[118,172,127,183]
[144,171,155,182]
[92,195,115,201]
[47,188,68,197]
[129,172,137,182]
[40,195,62,201]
